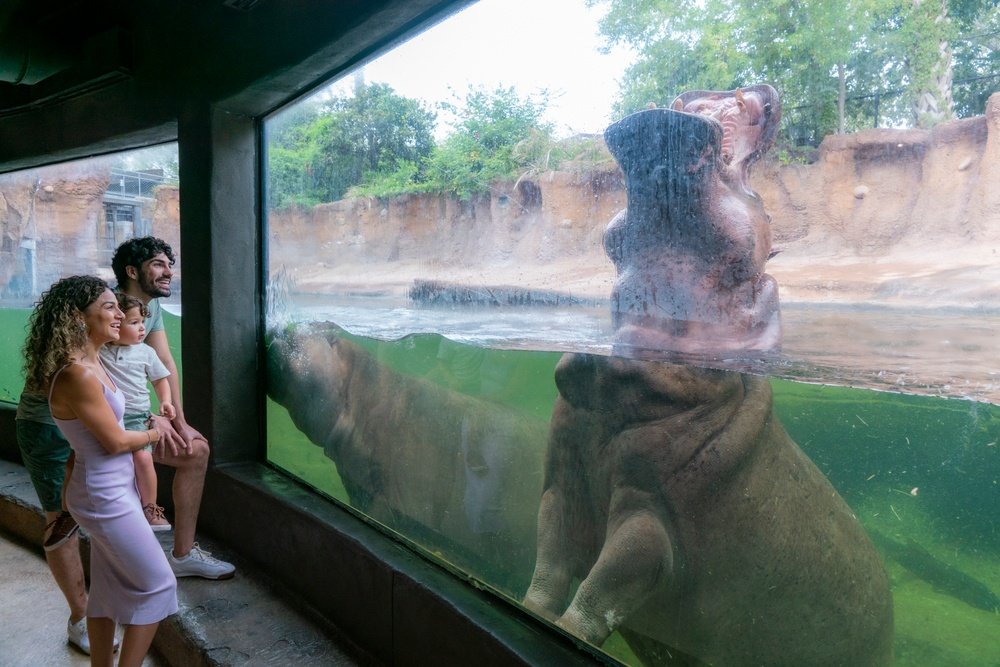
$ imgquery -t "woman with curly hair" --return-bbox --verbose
[24,275,177,667]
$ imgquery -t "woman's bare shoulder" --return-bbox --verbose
[54,362,95,385]
[50,363,101,410]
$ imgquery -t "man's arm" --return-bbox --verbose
[145,328,205,450]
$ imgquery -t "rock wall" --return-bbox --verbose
[0,163,178,298]
[756,91,1000,307]
[268,168,624,296]
[0,162,110,297]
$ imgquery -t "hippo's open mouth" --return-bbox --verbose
[671,85,781,193]
[601,84,783,358]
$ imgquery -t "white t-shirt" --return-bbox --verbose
[99,343,170,415]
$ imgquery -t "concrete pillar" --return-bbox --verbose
[177,102,261,464]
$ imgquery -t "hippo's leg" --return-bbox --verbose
[556,497,674,645]
[523,487,577,620]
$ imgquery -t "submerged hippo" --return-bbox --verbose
[523,355,894,666]
[604,85,783,357]
[267,324,546,590]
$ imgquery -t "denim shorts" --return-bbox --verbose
[16,420,71,512]
[124,411,154,453]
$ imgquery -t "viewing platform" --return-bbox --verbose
[0,457,369,666]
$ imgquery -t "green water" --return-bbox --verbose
[4,307,998,664]
[0,308,29,403]
[266,329,1000,666]
[0,307,182,407]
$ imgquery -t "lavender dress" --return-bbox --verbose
[52,365,177,625]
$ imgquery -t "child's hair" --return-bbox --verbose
[116,292,149,319]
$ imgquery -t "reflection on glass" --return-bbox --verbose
[0,144,180,403]
[264,0,999,663]
[267,323,549,592]
[265,327,1000,665]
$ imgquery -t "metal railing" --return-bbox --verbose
[105,168,168,198]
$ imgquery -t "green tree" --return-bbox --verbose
[589,0,997,140]
[590,0,898,139]
[266,83,436,207]
[950,0,1000,117]
[425,86,554,200]
[894,0,957,126]
[266,101,323,208]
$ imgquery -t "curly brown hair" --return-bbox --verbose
[111,236,175,288]
[115,292,149,318]
[23,275,110,393]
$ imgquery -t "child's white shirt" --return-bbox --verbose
[99,343,170,415]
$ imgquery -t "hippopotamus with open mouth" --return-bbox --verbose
[603,85,782,358]
[523,87,894,666]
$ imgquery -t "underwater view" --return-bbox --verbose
[264,319,1000,666]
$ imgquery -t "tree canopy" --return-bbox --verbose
[267,84,554,207]
[265,1,998,209]
[422,86,554,200]
[267,82,437,208]
[588,0,999,142]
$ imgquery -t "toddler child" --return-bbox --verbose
[99,293,176,531]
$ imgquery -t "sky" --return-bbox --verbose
[315,0,635,138]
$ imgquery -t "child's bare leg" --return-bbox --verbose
[133,448,170,529]
[133,448,158,507]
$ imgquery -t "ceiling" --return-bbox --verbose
[0,0,137,114]
[0,0,467,170]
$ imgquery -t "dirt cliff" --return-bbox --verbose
[0,162,112,295]
[760,90,1000,309]
[271,92,1000,311]
[0,161,177,297]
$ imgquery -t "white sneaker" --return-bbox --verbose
[67,617,121,655]
[168,542,235,580]
[67,616,90,655]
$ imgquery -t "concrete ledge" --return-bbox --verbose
[1,457,613,666]
[201,463,611,667]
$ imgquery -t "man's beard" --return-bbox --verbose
[139,272,171,298]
